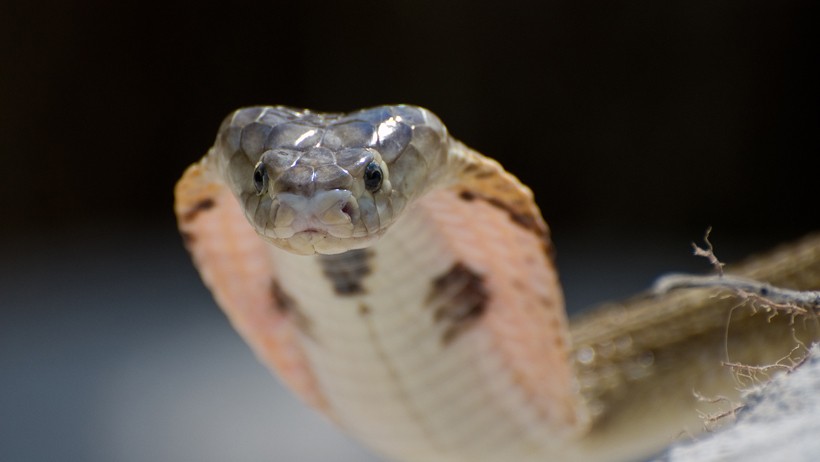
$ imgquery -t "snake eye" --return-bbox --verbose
[364,161,383,192]
[253,162,269,196]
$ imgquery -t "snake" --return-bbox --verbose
[174,105,820,461]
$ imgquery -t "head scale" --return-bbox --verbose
[213,105,449,255]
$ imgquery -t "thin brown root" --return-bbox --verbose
[692,226,725,276]
[723,341,809,387]
[692,390,743,431]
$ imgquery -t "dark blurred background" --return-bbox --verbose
[1,1,818,461]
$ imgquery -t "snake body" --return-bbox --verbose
[175,105,820,461]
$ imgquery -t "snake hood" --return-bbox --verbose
[211,105,452,255]
[176,104,820,462]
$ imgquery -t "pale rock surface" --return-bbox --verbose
[659,344,820,462]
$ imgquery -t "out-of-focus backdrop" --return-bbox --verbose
[1,1,817,461]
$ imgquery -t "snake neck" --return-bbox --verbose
[268,182,590,461]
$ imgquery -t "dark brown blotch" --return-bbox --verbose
[180,231,195,247]
[459,190,477,201]
[271,280,296,313]
[271,280,313,335]
[182,197,216,222]
[484,197,546,239]
[458,189,549,245]
[426,262,489,345]
[319,249,373,296]
[542,239,557,264]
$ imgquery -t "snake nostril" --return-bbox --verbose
[341,202,354,218]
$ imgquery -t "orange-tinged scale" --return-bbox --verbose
[411,187,582,431]
[175,162,330,413]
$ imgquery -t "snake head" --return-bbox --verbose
[212,105,449,255]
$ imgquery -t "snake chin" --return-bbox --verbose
[262,229,380,256]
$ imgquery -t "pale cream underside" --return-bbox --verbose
[271,188,583,461]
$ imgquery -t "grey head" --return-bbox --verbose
[212,105,451,255]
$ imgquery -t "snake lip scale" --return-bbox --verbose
[175,105,820,462]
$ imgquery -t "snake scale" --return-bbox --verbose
[174,105,820,461]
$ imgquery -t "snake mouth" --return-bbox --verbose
[254,190,380,255]
[269,190,359,240]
